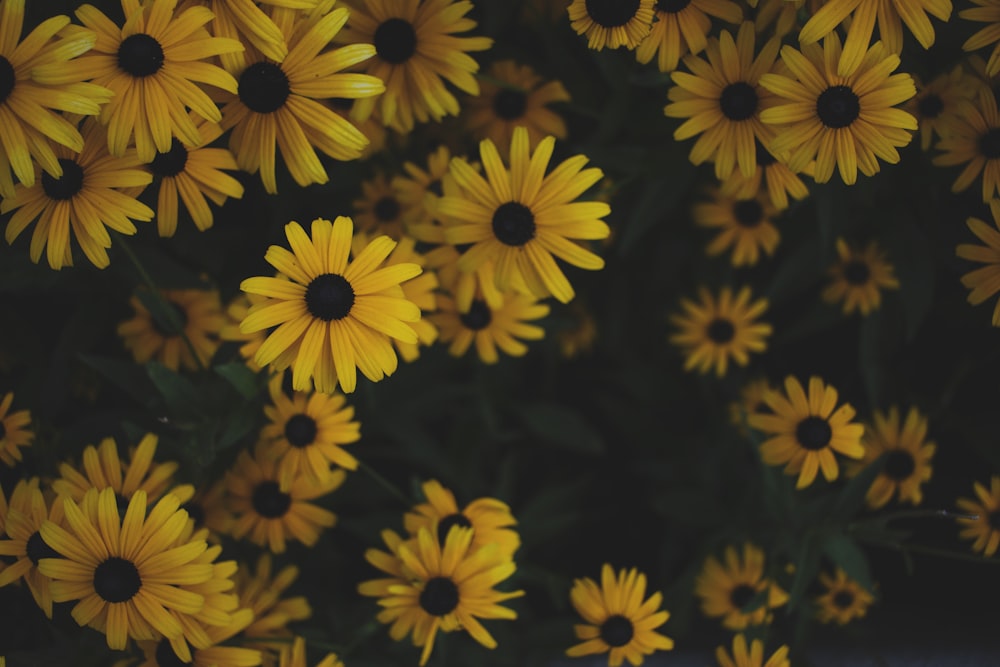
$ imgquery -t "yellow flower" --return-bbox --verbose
[695,543,788,630]
[814,568,875,625]
[822,238,900,316]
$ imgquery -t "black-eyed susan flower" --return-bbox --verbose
[746,0,803,40]
[279,636,342,667]
[118,286,225,372]
[729,377,774,434]
[669,286,772,377]
[567,0,655,51]
[822,238,899,316]
[957,200,1000,325]
[138,607,261,667]
[0,391,32,466]
[906,67,976,151]
[404,479,520,559]
[464,60,570,150]
[956,475,1000,557]
[634,0,743,72]
[431,291,549,364]
[338,0,493,132]
[259,374,360,491]
[239,216,423,394]
[223,447,344,553]
[935,88,1000,202]
[0,479,63,617]
[220,291,274,372]
[393,145,454,228]
[759,35,917,185]
[715,634,790,667]
[220,6,384,193]
[359,526,523,666]
[749,376,865,489]
[720,140,810,211]
[237,554,311,647]
[694,543,788,630]
[692,188,780,267]
[2,119,153,270]
[0,0,112,198]
[665,22,781,180]
[963,1,1000,77]
[851,406,935,509]
[353,172,407,240]
[566,564,673,667]
[437,127,610,303]
[206,0,323,66]
[814,568,875,625]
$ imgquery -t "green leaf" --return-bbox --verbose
[859,310,887,407]
[882,224,934,342]
[147,362,205,419]
[214,362,262,400]
[830,453,886,521]
[514,402,604,455]
[78,354,156,406]
[134,289,185,337]
[786,534,823,612]
[821,534,874,593]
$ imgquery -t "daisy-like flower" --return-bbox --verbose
[956,199,1000,325]
[963,1,1000,77]
[392,145,454,227]
[206,0,324,66]
[906,67,976,151]
[759,35,917,185]
[694,543,788,630]
[239,216,423,394]
[404,479,520,559]
[746,0,804,40]
[715,634,790,667]
[279,636,342,667]
[220,6,384,193]
[337,0,493,132]
[0,391,33,466]
[850,406,935,509]
[237,554,311,646]
[567,0,655,51]
[137,607,261,667]
[259,374,361,491]
[353,172,407,240]
[692,187,780,267]
[565,564,674,667]
[431,291,549,364]
[798,0,952,77]
[0,0,113,198]
[358,526,523,666]
[729,377,774,434]
[956,475,1000,557]
[634,0,743,73]
[749,376,865,489]
[814,568,875,625]
[219,291,275,372]
[2,119,153,270]
[665,22,781,180]
[437,127,610,303]
[669,286,772,377]
[465,60,570,150]
[31,0,243,163]
[223,447,344,553]
[822,238,900,316]
[0,479,64,617]
[719,140,810,210]
[118,286,225,371]
[935,88,1000,202]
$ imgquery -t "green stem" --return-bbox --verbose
[872,508,979,523]
[357,459,411,507]
[860,537,1000,566]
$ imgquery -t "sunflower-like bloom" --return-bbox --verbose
[239,216,423,394]
[956,200,1000,325]
[220,6,385,193]
[747,0,804,40]
[465,60,570,150]
[851,406,935,510]
[635,0,742,72]
[117,286,226,371]
[567,0,655,51]
[353,172,407,240]
[935,88,1000,202]
[392,145,454,227]
[669,286,772,377]
[729,378,774,434]
[404,479,520,559]
[137,607,261,667]
[749,376,865,489]
[956,475,1000,557]
[0,479,64,617]
[358,526,523,666]
[431,291,549,364]
[759,35,917,185]
[963,1,1000,77]
[0,391,33,466]
[693,187,780,267]
[337,0,493,132]
[906,67,977,151]
[0,0,112,198]
[2,119,153,270]
[719,140,810,210]
[814,568,875,625]
[715,634,790,667]
[822,238,900,316]
[236,554,311,647]
[437,127,610,303]
[259,374,361,491]
[694,543,788,630]
[280,636,342,667]
[798,0,951,77]
[565,564,673,667]
[665,22,781,180]
[206,0,325,67]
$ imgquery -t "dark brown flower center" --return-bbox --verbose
[374,18,417,64]
[732,199,763,227]
[0,56,15,104]
[817,85,860,129]
[251,481,292,518]
[796,416,833,450]
[118,33,164,77]
[374,195,401,222]
[917,93,944,119]
[843,260,871,286]
[599,614,634,647]
[706,317,735,343]
[657,0,692,12]
[26,531,61,565]
[833,590,855,609]
[419,576,459,616]
[720,82,758,121]
[459,299,492,331]
[979,128,1000,159]
[883,449,915,481]
[436,513,473,544]
[492,201,536,246]
[729,583,757,609]
[149,139,189,177]
[305,273,355,321]
[42,158,85,201]
[239,62,291,114]
[493,88,527,120]
[284,413,318,448]
[93,557,142,602]
[585,0,641,26]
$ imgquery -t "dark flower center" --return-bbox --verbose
[305,273,355,321]
[284,413,318,448]
[979,128,1000,159]
[492,201,536,246]
[93,557,142,602]
[917,93,944,119]
[732,199,763,227]
[181,500,205,526]
[251,481,292,518]
[882,449,916,481]
[719,82,758,121]
[374,18,417,65]
[42,158,85,201]
[459,299,492,331]
[833,590,855,609]
[816,85,860,129]
[374,195,401,222]
[26,531,61,566]
[842,260,871,286]
[754,139,777,167]
[149,139,189,177]
[436,513,473,544]
[706,317,735,344]
[419,576,459,616]
[657,0,692,12]
[796,416,833,450]
[729,583,757,609]
[239,62,291,114]
[599,614,634,647]
[117,33,165,78]
[0,56,15,104]
[150,301,189,337]
[585,0,641,26]
[493,88,528,120]
[155,638,190,667]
